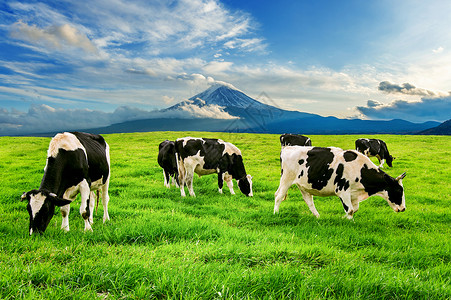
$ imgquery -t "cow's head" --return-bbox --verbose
[386,155,395,167]
[21,189,72,235]
[380,172,406,212]
[238,174,253,197]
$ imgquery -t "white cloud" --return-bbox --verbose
[433,46,444,54]
[10,21,98,54]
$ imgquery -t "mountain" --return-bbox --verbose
[71,83,440,135]
[417,119,451,135]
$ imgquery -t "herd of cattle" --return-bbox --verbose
[20,132,406,235]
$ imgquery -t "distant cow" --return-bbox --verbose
[21,132,111,235]
[280,134,312,147]
[175,137,253,197]
[274,146,406,219]
[355,138,394,168]
[158,140,179,188]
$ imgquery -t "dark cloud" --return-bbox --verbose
[356,95,451,122]
[378,81,440,97]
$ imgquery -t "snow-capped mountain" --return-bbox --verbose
[188,83,270,109]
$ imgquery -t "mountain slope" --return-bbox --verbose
[418,119,451,135]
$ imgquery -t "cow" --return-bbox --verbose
[158,140,179,188]
[355,138,394,168]
[175,137,253,197]
[274,146,406,219]
[21,132,110,235]
[280,134,312,147]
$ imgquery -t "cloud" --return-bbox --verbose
[378,81,444,97]
[0,101,238,136]
[10,21,97,54]
[355,95,451,122]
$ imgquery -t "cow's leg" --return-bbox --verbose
[339,193,354,220]
[101,179,110,223]
[60,203,71,232]
[300,189,320,218]
[218,172,224,194]
[186,168,196,197]
[163,169,170,188]
[224,174,235,195]
[177,156,187,197]
[274,179,291,214]
[79,179,93,231]
[376,155,384,168]
[89,191,96,224]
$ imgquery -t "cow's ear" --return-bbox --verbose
[48,195,72,207]
[395,172,406,182]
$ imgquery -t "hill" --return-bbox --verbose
[418,119,451,135]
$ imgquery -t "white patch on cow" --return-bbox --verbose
[222,141,241,156]
[47,132,87,159]
[29,192,46,218]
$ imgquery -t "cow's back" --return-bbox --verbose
[70,132,110,184]
[281,146,374,195]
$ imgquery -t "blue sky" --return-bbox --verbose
[1,0,451,134]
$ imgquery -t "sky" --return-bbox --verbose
[1,0,451,135]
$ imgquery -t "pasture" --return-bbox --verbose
[0,132,450,299]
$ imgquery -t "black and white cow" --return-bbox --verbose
[158,140,179,188]
[355,138,394,168]
[274,146,406,219]
[280,134,312,147]
[21,132,110,235]
[175,137,253,197]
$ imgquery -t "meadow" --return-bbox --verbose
[0,132,450,299]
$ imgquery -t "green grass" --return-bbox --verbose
[0,132,450,299]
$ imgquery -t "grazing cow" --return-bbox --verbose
[280,134,312,147]
[158,140,179,188]
[175,137,253,197]
[274,146,406,219]
[355,138,394,168]
[21,132,110,235]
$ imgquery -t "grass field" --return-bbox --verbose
[0,132,450,299]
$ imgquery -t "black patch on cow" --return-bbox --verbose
[158,140,179,185]
[339,197,349,213]
[360,164,404,205]
[355,178,359,182]
[334,163,350,192]
[306,147,334,190]
[343,151,358,162]
[280,134,312,147]
[298,170,304,178]
[40,148,89,196]
[384,175,404,205]
[238,177,251,196]
[71,132,109,185]
[298,159,305,165]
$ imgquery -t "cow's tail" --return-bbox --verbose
[175,152,185,186]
